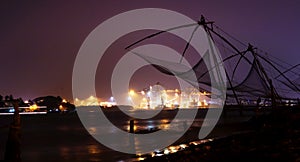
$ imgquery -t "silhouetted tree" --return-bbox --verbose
[17,98,26,107]
[5,95,9,101]
[32,96,75,113]
[33,96,61,112]
[0,95,4,107]
[28,100,33,105]
[56,96,62,103]
[9,95,14,101]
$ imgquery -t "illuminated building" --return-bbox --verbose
[73,85,213,109]
[149,84,166,109]
[130,84,212,109]
[74,95,99,106]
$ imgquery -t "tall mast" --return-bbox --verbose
[247,44,280,107]
[199,15,240,106]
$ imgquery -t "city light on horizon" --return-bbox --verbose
[72,83,212,109]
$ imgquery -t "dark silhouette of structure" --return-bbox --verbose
[4,101,22,162]
[125,15,300,108]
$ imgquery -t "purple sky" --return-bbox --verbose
[1,0,299,101]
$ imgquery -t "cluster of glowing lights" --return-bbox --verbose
[127,86,211,109]
[137,139,215,161]
[151,144,189,157]
[99,102,116,108]
[74,96,100,106]
[29,104,38,111]
[73,87,213,108]
[74,96,117,107]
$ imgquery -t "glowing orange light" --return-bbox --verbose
[129,90,135,96]
[29,104,38,111]
[59,105,64,110]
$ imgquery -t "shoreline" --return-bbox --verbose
[1,106,294,161]
[133,107,300,161]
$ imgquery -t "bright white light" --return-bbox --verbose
[164,149,170,155]
[110,96,114,102]
[179,144,187,149]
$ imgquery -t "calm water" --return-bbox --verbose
[0,108,254,162]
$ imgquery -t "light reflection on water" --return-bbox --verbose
[58,145,103,161]
[80,110,201,156]
[87,145,102,154]
[0,108,253,161]
[121,119,195,132]
[59,147,70,160]
[83,116,199,155]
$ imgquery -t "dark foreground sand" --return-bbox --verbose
[141,107,300,162]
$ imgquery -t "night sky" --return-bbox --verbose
[1,0,299,101]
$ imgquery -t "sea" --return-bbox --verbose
[0,107,255,162]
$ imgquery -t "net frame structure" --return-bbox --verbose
[125,15,300,106]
